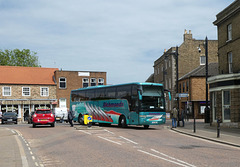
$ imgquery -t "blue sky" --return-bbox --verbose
[0,0,234,84]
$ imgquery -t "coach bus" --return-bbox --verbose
[70,82,170,128]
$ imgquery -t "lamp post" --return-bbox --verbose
[175,46,180,127]
[205,36,210,123]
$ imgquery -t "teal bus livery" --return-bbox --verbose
[70,82,168,128]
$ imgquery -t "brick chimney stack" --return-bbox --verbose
[184,29,192,41]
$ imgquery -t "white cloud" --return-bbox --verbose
[0,0,234,84]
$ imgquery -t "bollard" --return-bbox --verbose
[217,118,220,138]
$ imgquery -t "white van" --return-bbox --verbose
[53,108,68,122]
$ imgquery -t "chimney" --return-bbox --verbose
[184,29,193,41]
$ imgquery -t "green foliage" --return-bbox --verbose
[0,49,40,67]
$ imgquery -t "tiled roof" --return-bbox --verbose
[0,66,58,85]
[179,63,219,80]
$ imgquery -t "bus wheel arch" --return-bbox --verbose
[118,115,127,128]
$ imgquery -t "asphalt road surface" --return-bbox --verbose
[5,123,240,167]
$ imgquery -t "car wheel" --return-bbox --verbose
[119,116,127,128]
[51,123,55,127]
[1,121,4,124]
[15,121,18,124]
[33,123,36,128]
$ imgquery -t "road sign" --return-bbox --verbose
[176,93,189,98]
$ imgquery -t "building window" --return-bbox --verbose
[222,90,230,121]
[183,82,185,92]
[91,78,96,86]
[3,87,11,96]
[179,83,181,93]
[83,78,89,88]
[212,92,217,121]
[98,78,104,85]
[227,24,232,41]
[59,77,66,89]
[40,87,49,96]
[186,81,189,92]
[22,87,30,96]
[200,56,206,65]
[228,52,233,73]
[169,78,171,89]
[59,98,67,108]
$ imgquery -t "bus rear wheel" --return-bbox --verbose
[119,116,127,128]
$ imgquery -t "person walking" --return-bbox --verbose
[0,110,2,123]
[68,110,74,127]
[171,106,178,128]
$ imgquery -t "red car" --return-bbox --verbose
[32,109,55,128]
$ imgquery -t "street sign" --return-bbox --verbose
[176,93,189,98]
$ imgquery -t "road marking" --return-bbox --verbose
[151,149,196,167]
[119,136,138,145]
[138,149,191,167]
[35,162,39,166]
[78,130,92,135]
[32,156,36,160]
[104,129,115,135]
[98,136,122,145]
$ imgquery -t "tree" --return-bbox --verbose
[0,49,40,67]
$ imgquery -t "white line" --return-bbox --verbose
[104,129,115,135]
[138,150,190,167]
[35,162,39,166]
[28,147,31,151]
[151,149,196,167]
[32,156,36,160]
[98,136,122,145]
[30,151,33,155]
[78,130,92,135]
[119,136,138,145]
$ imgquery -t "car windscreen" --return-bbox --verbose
[36,110,51,114]
[3,112,16,116]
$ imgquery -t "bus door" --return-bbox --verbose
[128,97,139,125]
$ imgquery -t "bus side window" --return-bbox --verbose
[105,87,116,99]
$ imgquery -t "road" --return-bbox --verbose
[5,122,240,167]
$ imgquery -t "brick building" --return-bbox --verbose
[209,0,240,128]
[0,66,58,122]
[179,63,218,119]
[54,70,107,109]
[152,30,218,113]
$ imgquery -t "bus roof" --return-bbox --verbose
[71,82,163,92]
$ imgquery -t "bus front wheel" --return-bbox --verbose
[144,125,149,129]
[119,116,127,128]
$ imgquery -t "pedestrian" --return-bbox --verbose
[171,106,178,128]
[181,107,186,127]
[68,110,74,127]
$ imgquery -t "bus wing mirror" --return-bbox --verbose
[168,92,171,101]
[138,91,142,101]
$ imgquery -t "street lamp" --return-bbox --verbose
[205,37,210,123]
[175,46,180,126]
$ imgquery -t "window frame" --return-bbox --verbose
[22,87,30,96]
[98,78,104,85]
[227,23,232,41]
[228,52,233,74]
[3,87,11,96]
[83,78,89,88]
[90,78,96,87]
[40,87,49,97]
[200,56,206,65]
[59,77,67,89]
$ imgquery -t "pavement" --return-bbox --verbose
[0,120,240,167]
[166,119,240,148]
